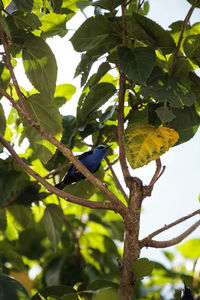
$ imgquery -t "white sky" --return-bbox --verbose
[1,0,200,284]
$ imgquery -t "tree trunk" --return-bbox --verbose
[119,178,144,300]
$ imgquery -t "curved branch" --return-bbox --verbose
[143,219,200,248]
[140,209,200,248]
[0,134,119,212]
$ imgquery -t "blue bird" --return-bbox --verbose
[181,282,194,300]
[55,145,110,189]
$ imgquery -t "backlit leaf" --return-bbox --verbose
[0,63,11,99]
[177,239,200,259]
[124,123,179,169]
[183,34,200,67]
[118,46,156,83]
[54,84,76,107]
[22,36,57,97]
[40,13,68,39]
[93,0,125,11]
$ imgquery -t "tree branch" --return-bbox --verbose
[140,209,200,248]
[168,5,194,76]
[142,219,200,248]
[0,134,120,212]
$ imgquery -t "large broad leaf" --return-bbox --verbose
[0,169,20,207]
[177,239,200,259]
[62,115,77,148]
[169,105,200,144]
[40,13,68,39]
[7,205,32,229]
[70,15,116,52]
[132,258,154,280]
[43,204,63,251]
[77,82,116,129]
[93,0,125,11]
[126,12,175,54]
[141,67,195,108]
[183,34,200,67]
[118,46,156,84]
[12,11,41,30]
[124,123,179,169]
[0,273,30,300]
[54,84,76,107]
[24,93,62,164]
[22,36,57,98]
[155,106,176,123]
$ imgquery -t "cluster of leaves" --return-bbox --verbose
[0,0,200,299]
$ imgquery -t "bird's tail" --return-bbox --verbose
[55,181,66,190]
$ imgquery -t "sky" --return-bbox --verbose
[1,0,200,279]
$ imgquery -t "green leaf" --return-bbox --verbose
[92,287,120,300]
[99,102,117,123]
[127,12,175,54]
[22,35,57,97]
[43,204,63,250]
[62,115,77,148]
[0,209,7,231]
[24,93,62,163]
[13,0,34,12]
[177,239,200,258]
[0,241,25,269]
[93,0,125,11]
[0,14,11,39]
[77,82,116,129]
[74,53,96,87]
[155,106,176,123]
[0,170,20,207]
[0,274,30,300]
[12,11,41,30]
[183,34,200,67]
[88,280,119,290]
[0,63,11,99]
[76,1,93,10]
[89,62,111,87]
[54,84,76,107]
[70,15,115,52]
[62,293,79,300]
[118,46,156,84]
[40,13,68,39]
[169,105,200,144]
[132,258,154,280]
[7,205,32,229]
[32,285,76,300]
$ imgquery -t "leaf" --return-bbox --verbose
[32,285,76,300]
[70,15,115,52]
[7,205,32,229]
[0,14,11,39]
[183,34,200,67]
[22,35,57,97]
[62,293,79,300]
[77,82,116,129]
[62,115,77,148]
[89,62,111,87]
[76,1,93,10]
[99,102,117,123]
[43,204,63,250]
[0,209,7,231]
[118,46,156,84]
[132,258,154,280]
[155,106,176,123]
[40,13,68,39]
[124,123,179,169]
[0,170,20,207]
[93,0,125,11]
[0,63,11,99]
[0,274,30,300]
[24,93,62,163]
[177,239,200,259]
[12,11,41,30]
[169,106,200,144]
[92,287,120,300]
[88,280,119,290]
[126,12,175,54]
[54,84,76,107]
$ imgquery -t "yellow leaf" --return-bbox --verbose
[124,123,179,169]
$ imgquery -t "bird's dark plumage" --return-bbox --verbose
[55,145,109,189]
[181,282,194,300]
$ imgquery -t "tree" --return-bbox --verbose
[0,0,200,299]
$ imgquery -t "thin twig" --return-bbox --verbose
[142,219,200,248]
[140,209,200,248]
[168,5,195,76]
[105,157,129,204]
